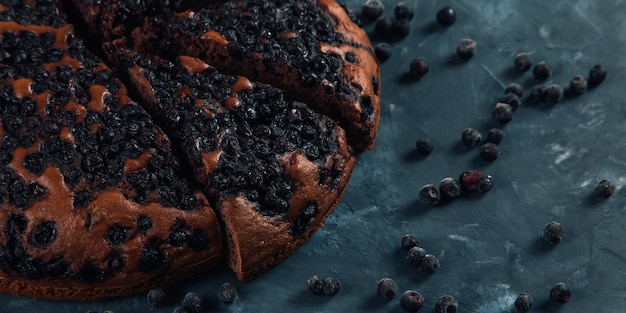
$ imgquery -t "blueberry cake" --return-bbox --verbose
[72,0,381,150]
[105,46,355,280]
[0,0,379,300]
[0,2,222,300]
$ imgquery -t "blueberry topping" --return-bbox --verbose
[23,152,46,175]
[107,254,126,271]
[139,245,167,272]
[30,222,58,247]
[105,225,131,245]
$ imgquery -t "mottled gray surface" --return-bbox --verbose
[3,0,626,312]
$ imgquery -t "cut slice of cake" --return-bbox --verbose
[0,3,223,300]
[105,44,356,280]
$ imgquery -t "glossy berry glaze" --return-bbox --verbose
[0,0,222,300]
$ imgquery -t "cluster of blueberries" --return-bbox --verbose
[139,282,238,312]
[372,235,458,313]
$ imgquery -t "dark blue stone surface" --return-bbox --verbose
[2,0,626,312]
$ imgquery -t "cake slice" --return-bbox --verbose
[72,0,381,150]
[105,44,356,280]
[0,4,223,300]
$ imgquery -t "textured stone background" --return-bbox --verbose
[3,0,626,312]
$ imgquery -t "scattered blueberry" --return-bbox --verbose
[361,0,385,20]
[377,277,398,300]
[500,93,521,111]
[375,16,393,35]
[182,292,203,313]
[421,254,440,274]
[307,275,324,295]
[391,18,411,37]
[504,83,524,98]
[486,128,505,145]
[439,177,461,199]
[418,184,440,206]
[550,282,571,304]
[528,84,547,103]
[479,143,500,162]
[400,290,424,312]
[514,53,533,72]
[492,102,513,125]
[374,43,392,62]
[588,64,607,87]
[459,170,493,193]
[147,288,170,308]
[456,38,477,60]
[435,295,459,313]
[218,282,238,304]
[401,233,420,251]
[394,2,414,20]
[409,57,429,80]
[514,293,533,312]
[461,128,482,148]
[415,137,433,155]
[172,307,190,313]
[594,179,616,198]
[322,277,341,296]
[546,84,564,103]
[569,74,588,94]
[436,6,456,26]
[407,246,427,267]
[543,221,565,244]
[532,61,552,80]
